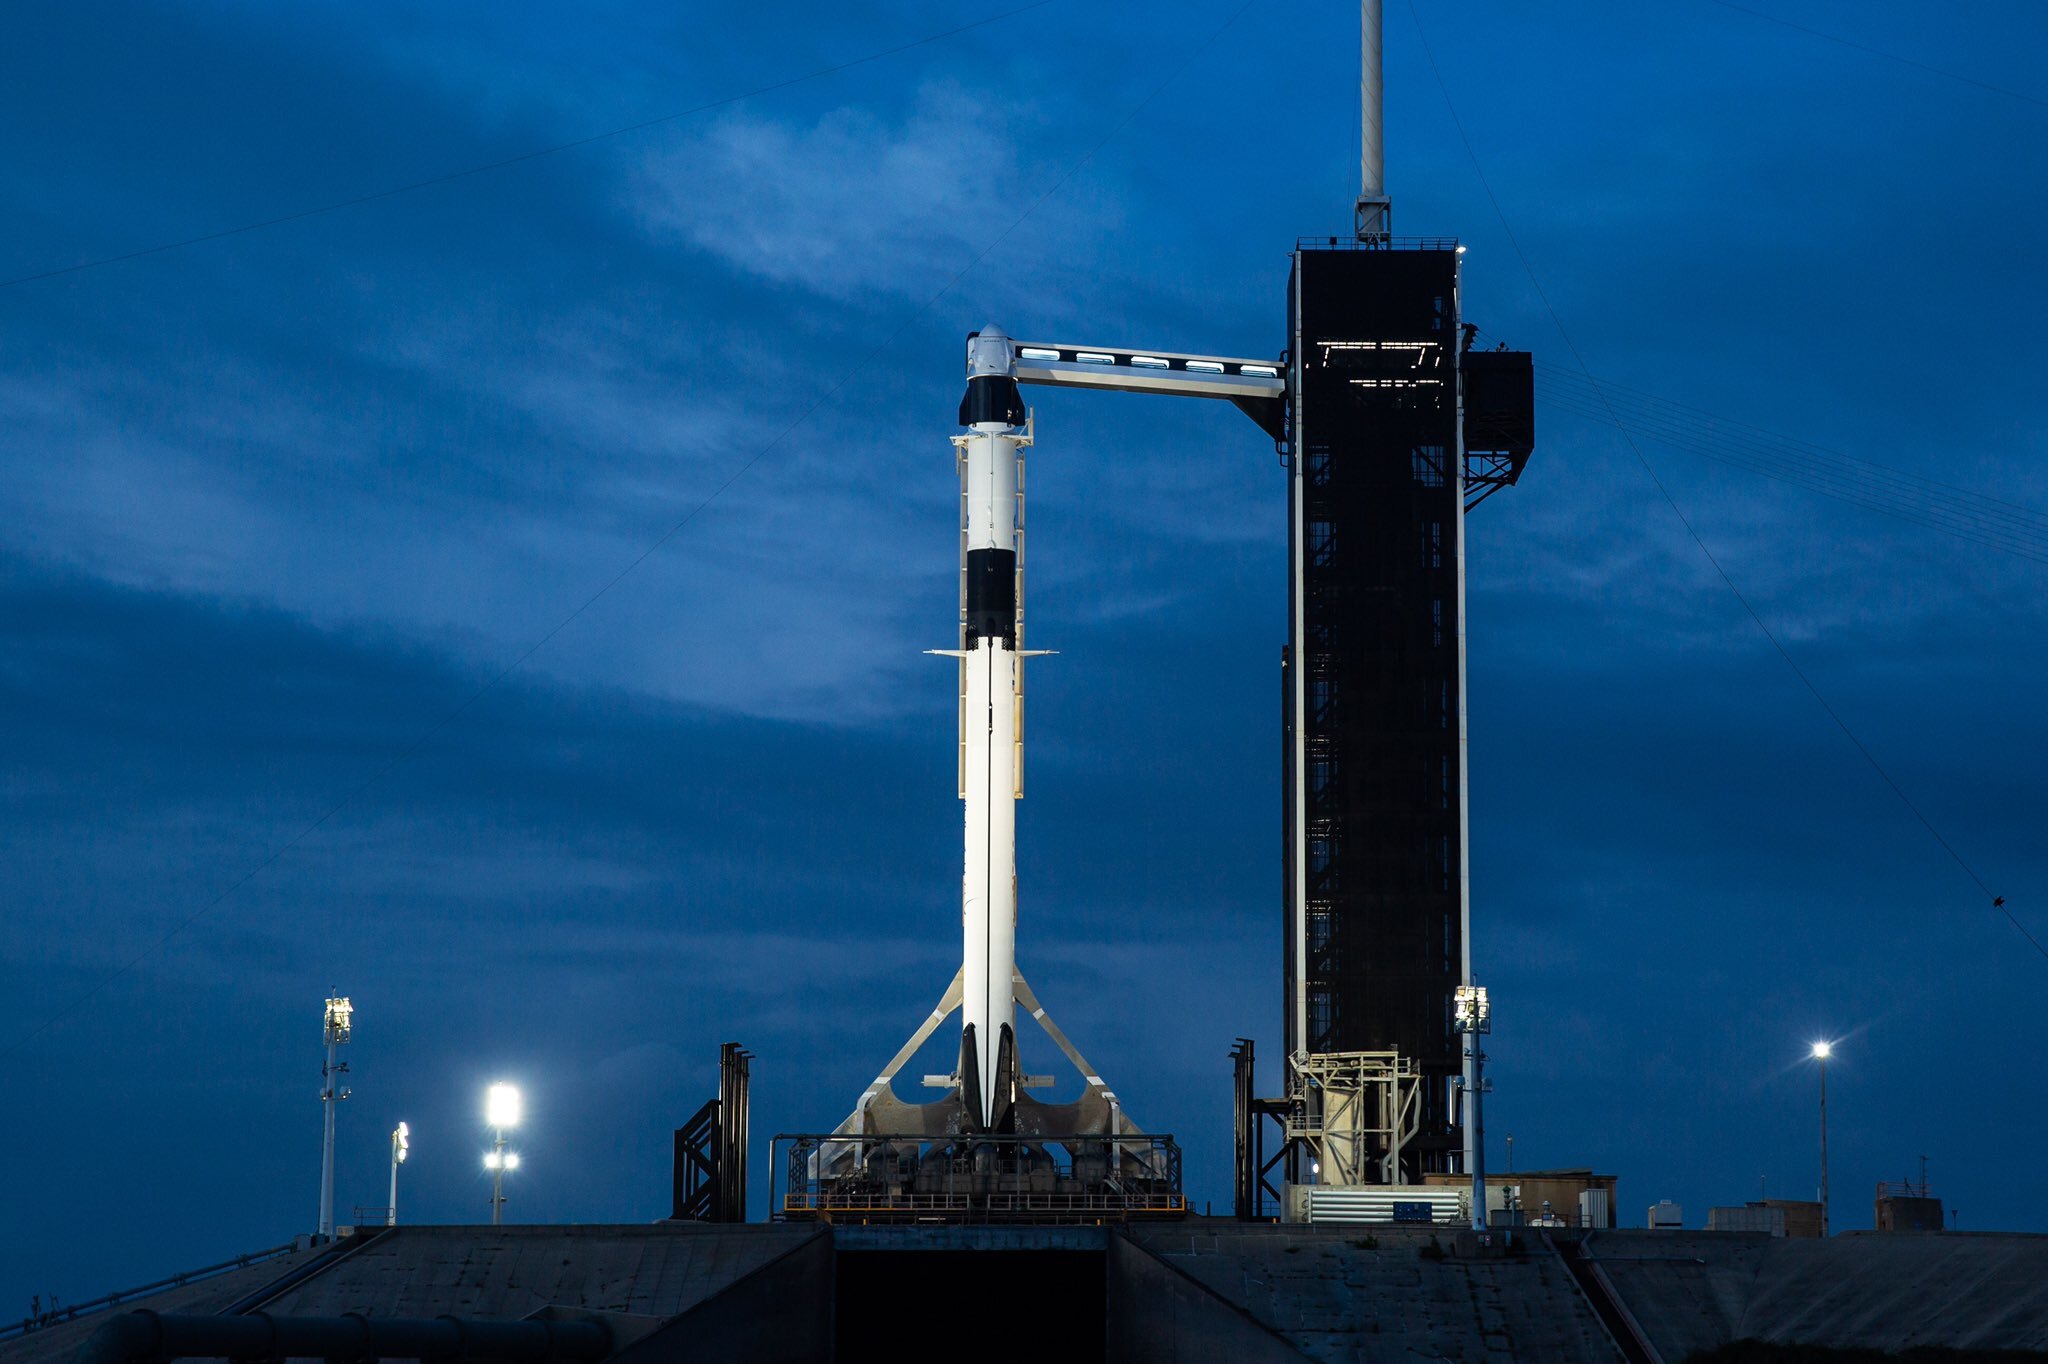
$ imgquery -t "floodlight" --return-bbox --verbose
[324,996,354,1045]
[504,1153,521,1170]
[387,1120,410,1228]
[486,1083,522,1129]
[484,1151,503,1170]
[1811,1041,1832,1060]
[1453,984,1492,1033]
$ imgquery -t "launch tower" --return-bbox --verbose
[1263,0,1534,1208]
[1280,242,1530,1185]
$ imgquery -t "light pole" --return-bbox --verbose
[1455,984,1492,1231]
[484,1083,522,1226]
[1810,1041,1832,1237]
[317,995,353,1242]
[388,1122,409,1227]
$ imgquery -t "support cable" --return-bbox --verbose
[1530,374,2048,564]
[1533,367,2048,529]
[1536,391,2048,561]
[1403,1,2036,959]
[1699,0,2045,110]
[0,0,1265,1060]
[1533,365,2048,547]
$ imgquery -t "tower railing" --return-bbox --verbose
[772,1132,1183,1223]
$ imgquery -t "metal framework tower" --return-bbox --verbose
[671,1043,751,1223]
[1284,240,1469,1173]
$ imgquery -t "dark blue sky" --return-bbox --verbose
[4,0,2045,1308]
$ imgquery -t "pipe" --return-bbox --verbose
[78,1311,610,1364]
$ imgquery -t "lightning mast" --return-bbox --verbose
[1356,0,1391,241]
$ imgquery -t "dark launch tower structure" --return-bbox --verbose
[1281,240,1532,1179]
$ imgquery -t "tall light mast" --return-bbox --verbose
[388,1122,409,1227]
[317,994,352,1241]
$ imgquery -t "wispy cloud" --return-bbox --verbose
[632,82,1045,302]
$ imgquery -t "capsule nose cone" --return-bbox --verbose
[965,325,1016,379]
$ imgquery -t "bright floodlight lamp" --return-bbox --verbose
[1453,984,1492,1034]
[486,1083,523,1130]
[485,1084,522,1226]
[323,996,353,1045]
[387,1121,410,1228]
[1811,1040,1832,1060]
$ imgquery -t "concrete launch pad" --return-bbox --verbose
[12,1223,2048,1364]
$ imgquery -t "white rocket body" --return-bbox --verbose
[954,325,1029,1131]
[960,427,1021,1130]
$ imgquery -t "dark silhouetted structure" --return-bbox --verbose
[1282,240,1532,1179]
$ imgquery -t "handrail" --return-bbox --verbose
[1296,234,1461,251]
[5,1244,298,1340]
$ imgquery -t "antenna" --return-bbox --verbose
[1356,0,1391,241]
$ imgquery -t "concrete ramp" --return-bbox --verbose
[1566,1232,1773,1362]
[0,1247,334,1364]
[1129,1224,1621,1363]
[251,1224,818,1321]
[1583,1231,2048,1360]
[607,1232,832,1363]
[1738,1234,2048,1353]
[1107,1234,1314,1363]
